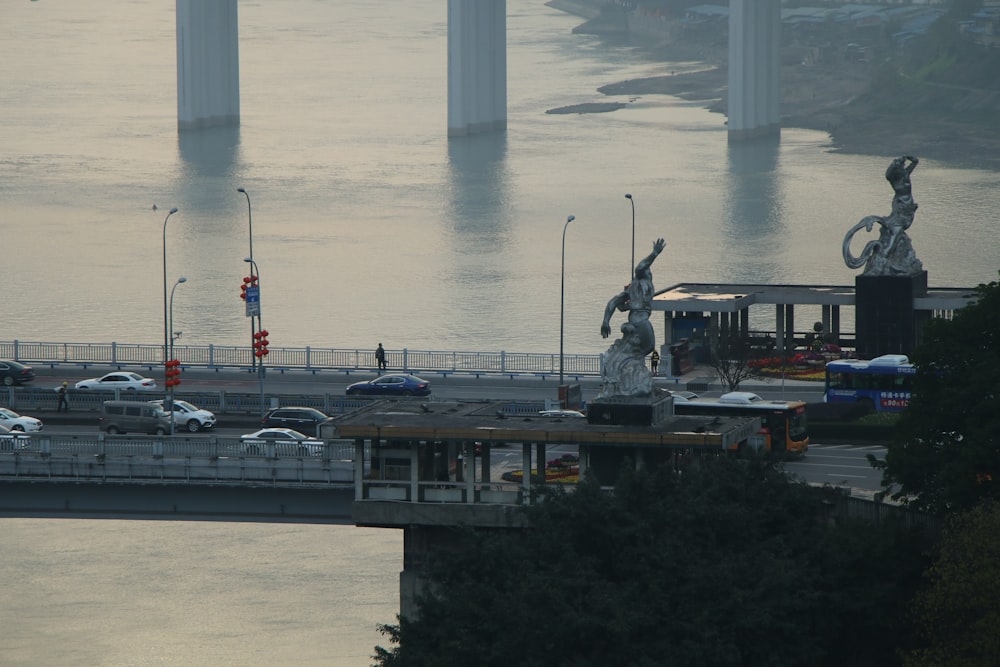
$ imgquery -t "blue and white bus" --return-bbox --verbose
[824,354,916,412]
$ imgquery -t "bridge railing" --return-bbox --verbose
[0,384,549,419]
[0,340,603,379]
[1,434,362,461]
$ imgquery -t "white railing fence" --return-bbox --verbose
[1,340,603,378]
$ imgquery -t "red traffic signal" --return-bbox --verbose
[164,358,182,388]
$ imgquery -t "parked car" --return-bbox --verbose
[0,407,43,432]
[75,372,157,391]
[261,406,329,437]
[0,360,35,386]
[150,399,216,432]
[239,428,324,457]
[0,423,31,451]
[345,374,431,397]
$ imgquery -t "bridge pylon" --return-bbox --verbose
[176,0,241,131]
[727,0,781,141]
[447,0,507,137]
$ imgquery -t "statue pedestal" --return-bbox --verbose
[587,394,673,426]
[855,271,928,358]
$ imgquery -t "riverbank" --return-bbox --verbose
[599,54,1000,171]
[547,2,1000,171]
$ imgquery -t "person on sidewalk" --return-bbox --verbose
[56,381,70,412]
[375,343,387,372]
[650,350,660,375]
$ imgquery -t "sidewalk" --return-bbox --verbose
[667,364,825,394]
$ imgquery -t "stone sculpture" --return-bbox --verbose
[597,238,665,400]
[842,155,924,276]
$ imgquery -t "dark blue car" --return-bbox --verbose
[346,374,431,397]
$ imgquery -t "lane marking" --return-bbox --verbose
[786,462,873,469]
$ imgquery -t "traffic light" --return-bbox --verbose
[253,330,270,358]
[164,359,182,388]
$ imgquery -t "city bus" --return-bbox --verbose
[823,354,916,413]
[672,392,809,454]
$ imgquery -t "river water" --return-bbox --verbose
[1,1,997,664]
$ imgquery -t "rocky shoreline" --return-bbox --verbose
[546,2,1000,171]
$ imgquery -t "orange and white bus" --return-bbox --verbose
[673,392,809,454]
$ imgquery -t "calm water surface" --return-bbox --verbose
[1,1,997,664]
[3,0,995,353]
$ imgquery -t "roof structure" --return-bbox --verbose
[652,282,977,314]
[333,399,759,450]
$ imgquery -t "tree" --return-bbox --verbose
[871,275,1000,515]
[710,334,768,392]
[372,458,926,666]
[906,501,1000,667]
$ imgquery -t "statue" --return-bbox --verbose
[597,238,665,400]
[842,155,924,276]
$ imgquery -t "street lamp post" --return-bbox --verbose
[237,187,257,372]
[244,257,267,416]
[160,206,179,391]
[560,214,575,386]
[625,193,635,277]
[168,276,187,435]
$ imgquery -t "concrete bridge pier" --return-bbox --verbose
[727,0,780,141]
[447,0,507,137]
[176,0,241,130]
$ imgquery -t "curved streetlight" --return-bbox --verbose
[244,257,267,416]
[237,187,257,372]
[160,206,179,386]
[560,214,576,386]
[168,276,187,435]
[625,193,635,278]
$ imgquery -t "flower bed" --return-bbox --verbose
[749,353,839,382]
[501,454,580,484]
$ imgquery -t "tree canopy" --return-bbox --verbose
[373,458,926,666]
[906,501,1000,666]
[874,275,1000,515]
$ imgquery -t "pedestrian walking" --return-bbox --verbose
[650,350,660,375]
[375,343,387,372]
[56,381,70,412]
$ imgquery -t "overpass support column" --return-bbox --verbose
[176,0,240,130]
[447,0,507,137]
[727,0,780,141]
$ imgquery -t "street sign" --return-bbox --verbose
[245,285,260,317]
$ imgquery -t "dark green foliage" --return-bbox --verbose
[876,275,1000,515]
[373,458,925,666]
[906,501,1000,666]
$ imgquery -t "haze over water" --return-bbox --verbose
[3,0,996,355]
[1,1,998,665]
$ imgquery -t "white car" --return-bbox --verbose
[151,399,216,432]
[75,372,157,392]
[0,408,42,432]
[538,409,586,419]
[0,423,31,451]
[239,428,324,457]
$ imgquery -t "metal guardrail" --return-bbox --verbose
[0,434,360,461]
[0,340,603,378]
[0,385,549,420]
